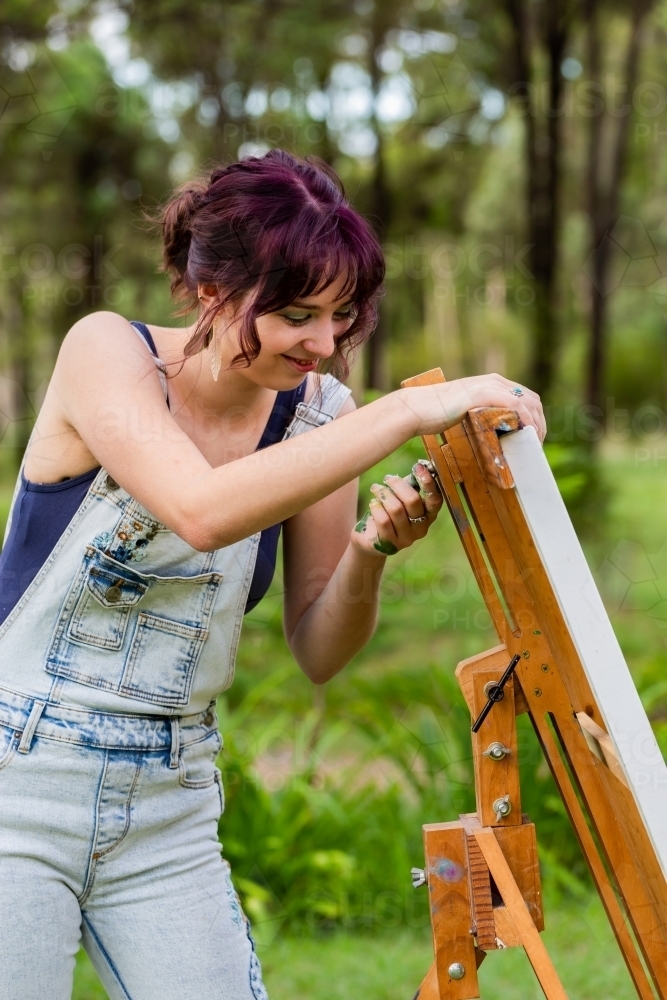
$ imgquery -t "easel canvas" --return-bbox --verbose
[402,369,667,1000]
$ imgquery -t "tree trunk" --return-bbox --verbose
[585,0,653,416]
[366,6,392,392]
[367,128,391,390]
[504,0,569,401]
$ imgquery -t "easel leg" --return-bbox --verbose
[413,962,439,999]
[423,823,480,998]
[474,829,568,1000]
[414,955,485,1000]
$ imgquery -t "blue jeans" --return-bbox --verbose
[0,687,268,1000]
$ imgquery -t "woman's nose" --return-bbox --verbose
[302,319,336,358]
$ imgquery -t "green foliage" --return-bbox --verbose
[544,441,609,536]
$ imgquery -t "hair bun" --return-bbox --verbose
[208,165,231,187]
[160,181,207,287]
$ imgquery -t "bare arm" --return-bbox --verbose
[42,312,545,552]
[282,399,446,684]
[282,395,369,681]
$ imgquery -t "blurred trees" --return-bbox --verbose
[1,0,667,455]
[583,0,657,415]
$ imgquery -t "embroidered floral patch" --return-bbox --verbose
[94,519,158,563]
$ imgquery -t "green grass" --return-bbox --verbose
[73,894,634,999]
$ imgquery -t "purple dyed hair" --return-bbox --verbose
[157,149,385,379]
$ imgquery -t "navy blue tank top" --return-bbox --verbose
[0,321,306,624]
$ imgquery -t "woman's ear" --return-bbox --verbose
[197,284,220,307]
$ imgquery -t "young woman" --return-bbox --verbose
[0,150,544,999]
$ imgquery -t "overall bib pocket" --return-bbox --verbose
[45,546,222,707]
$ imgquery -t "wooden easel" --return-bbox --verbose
[402,369,667,1000]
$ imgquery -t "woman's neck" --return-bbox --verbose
[145,322,278,465]
[147,322,275,421]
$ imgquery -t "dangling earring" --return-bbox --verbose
[209,316,223,382]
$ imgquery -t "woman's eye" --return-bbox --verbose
[334,309,357,323]
[281,313,311,326]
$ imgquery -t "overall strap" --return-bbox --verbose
[129,320,170,405]
[282,374,352,439]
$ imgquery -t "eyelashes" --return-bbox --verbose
[281,316,310,327]
[280,310,357,327]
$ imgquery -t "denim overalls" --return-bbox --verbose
[0,361,350,1000]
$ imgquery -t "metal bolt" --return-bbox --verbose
[532,629,541,635]
[483,741,512,761]
[493,795,512,821]
[448,963,466,980]
[541,663,549,673]
[522,650,530,658]
[411,867,426,889]
[534,687,542,697]
[483,680,503,699]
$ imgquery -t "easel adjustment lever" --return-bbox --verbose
[483,741,512,761]
[471,654,521,733]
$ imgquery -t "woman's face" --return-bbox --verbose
[201,271,358,391]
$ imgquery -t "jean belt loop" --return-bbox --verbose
[169,717,180,769]
[18,700,46,754]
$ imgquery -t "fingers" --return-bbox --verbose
[369,481,425,547]
[368,498,399,555]
[381,474,426,521]
[368,464,443,550]
[411,462,443,521]
[468,374,546,443]
[498,377,546,443]
[352,460,445,557]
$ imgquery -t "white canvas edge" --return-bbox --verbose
[500,425,667,879]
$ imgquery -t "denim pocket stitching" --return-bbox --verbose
[214,768,225,813]
[48,542,147,660]
[46,544,221,706]
[0,726,20,772]
[119,613,209,706]
[67,590,132,651]
[178,730,222,789]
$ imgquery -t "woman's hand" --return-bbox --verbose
[401,373,546,443]
[351,461,444,558]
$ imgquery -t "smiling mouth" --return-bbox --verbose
[282,355,319,371]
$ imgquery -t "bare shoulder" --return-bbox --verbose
[52,311,167,409]
[56,311,151,371]
[47,310,170,436]
[25,312,167,482]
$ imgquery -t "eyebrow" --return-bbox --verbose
[287,299,355,311]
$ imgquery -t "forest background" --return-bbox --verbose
[3,0,667,996]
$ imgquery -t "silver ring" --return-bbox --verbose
[511,386,524,397]
[409,515,428,524]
